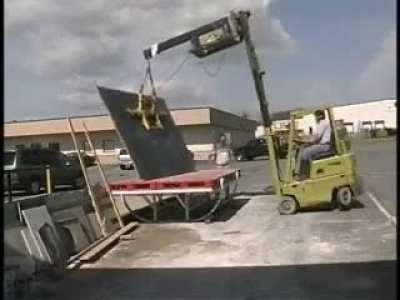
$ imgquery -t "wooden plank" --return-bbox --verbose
[67,117,107,237]
[66,233,112,269]
[78,222,139,263]
[82,122,124,228]
[119,233,137,241]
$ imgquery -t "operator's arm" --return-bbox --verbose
[309,133,321,145]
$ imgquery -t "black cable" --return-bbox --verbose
[199,52,226,77]
[157,51,192,91]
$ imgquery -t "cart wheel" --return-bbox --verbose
[336,186,352,210]
[278,197,298,215]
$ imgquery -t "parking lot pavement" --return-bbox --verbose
[29,192,396,299]
[86,192,395,270]
[351,138,396,216]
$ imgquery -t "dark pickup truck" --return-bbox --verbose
[233,137,288,161]
[4,148,85,194]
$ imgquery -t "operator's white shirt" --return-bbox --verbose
[313,119,331,144]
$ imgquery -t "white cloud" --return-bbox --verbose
[357,29,396,99]
[4,0,59,31]
[5,0,297,109]
[155,78,211,108]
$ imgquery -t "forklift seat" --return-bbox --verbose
[312,148,336,160]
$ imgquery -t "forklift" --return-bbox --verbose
[275,107,359,214]
[141,10,360,214]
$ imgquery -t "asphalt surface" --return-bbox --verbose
[20,137,397,300]
[87,137,396,219]
[351,138,397,216]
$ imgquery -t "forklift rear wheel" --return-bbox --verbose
[278,197,298,215]
[336,186,352,210]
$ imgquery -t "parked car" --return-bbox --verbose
[119,149,134,170]
[4,148,85,194]
[233,138,268,161]
[233,137,288,161]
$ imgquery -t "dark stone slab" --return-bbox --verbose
[97,86,195,180]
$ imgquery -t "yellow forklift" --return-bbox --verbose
[268,107,360,214]
[142,10,360,214]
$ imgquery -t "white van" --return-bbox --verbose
[118,149,134,170]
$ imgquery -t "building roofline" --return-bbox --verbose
[324,97,396,108]
[270,98,396,121]
[5,105,259,124]
[5,113,110,124]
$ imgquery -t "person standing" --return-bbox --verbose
[211,134,233,168]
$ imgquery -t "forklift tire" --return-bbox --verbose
[336,186,353,211]
[278,197,298,215]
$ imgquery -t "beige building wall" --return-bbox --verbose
[180,124,256,160]
[269,99,397,136]
[333,100,396,133]
[4,125,257,163]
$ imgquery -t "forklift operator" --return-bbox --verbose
[294,109,331,180]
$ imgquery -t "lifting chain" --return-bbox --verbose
[127,60,163,130]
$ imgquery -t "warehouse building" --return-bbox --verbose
[4,107,258,163]
[255,99,397,137]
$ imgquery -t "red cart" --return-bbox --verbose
[109,169,240,222]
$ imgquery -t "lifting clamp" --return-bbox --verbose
[126,61,163,130]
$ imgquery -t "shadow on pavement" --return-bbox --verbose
[236,185,276,196]
[122,196,251,224]
[25,260,396,300]
[298,198,365,214]
[210,197,250,222]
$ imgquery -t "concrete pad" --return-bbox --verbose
[97,86,195,180]
[85,194,396,269]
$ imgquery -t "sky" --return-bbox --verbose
[4,0,396,122]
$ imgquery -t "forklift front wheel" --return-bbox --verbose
[336,186,353,211]
[278,197,298,215]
